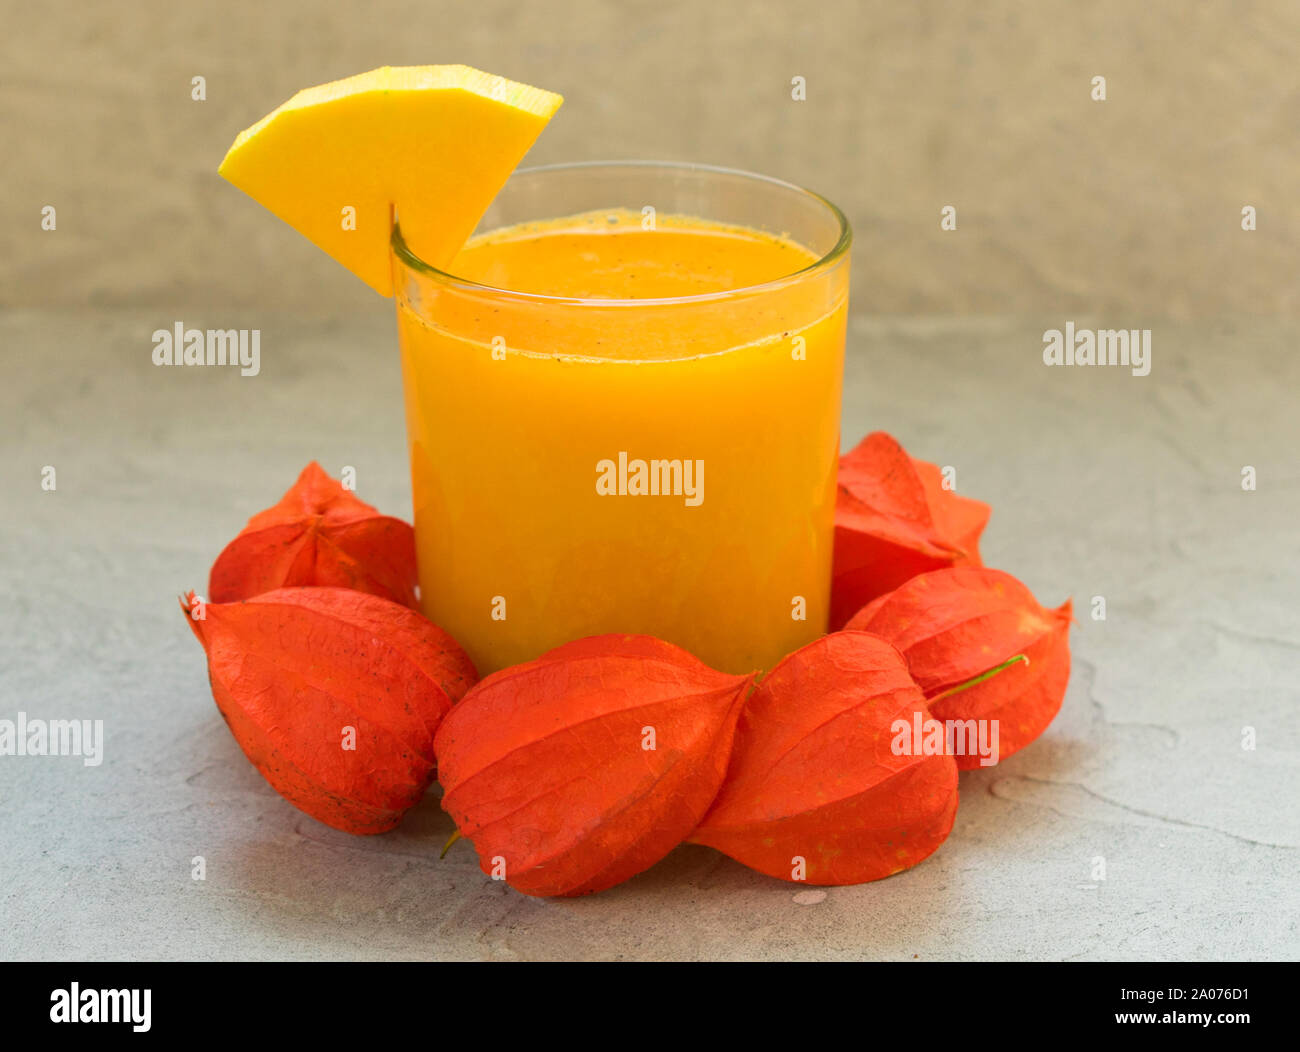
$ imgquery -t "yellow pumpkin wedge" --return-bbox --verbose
[218,65,562,296]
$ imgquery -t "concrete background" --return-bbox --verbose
[4,0,1298,317]
[2,310,1296,960]
[1,1,1297,960]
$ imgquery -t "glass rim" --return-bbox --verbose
[390,159,852,307]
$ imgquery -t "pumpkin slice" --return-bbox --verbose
[218,65,562,295]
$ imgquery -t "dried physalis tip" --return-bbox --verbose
[690,631,959,886]
[182,587,476,834]
[831,431,991,630]
[847,566,1072,768]
[435,634,756,897]
[208,461,418,608]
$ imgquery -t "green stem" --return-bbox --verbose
[932,654,1029,702]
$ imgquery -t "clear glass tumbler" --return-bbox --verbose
[392,161,851,675]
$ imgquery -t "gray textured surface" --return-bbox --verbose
[2,308,1296,961]
[5,0,1299,318]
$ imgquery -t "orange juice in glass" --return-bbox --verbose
[392,162,850,675]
